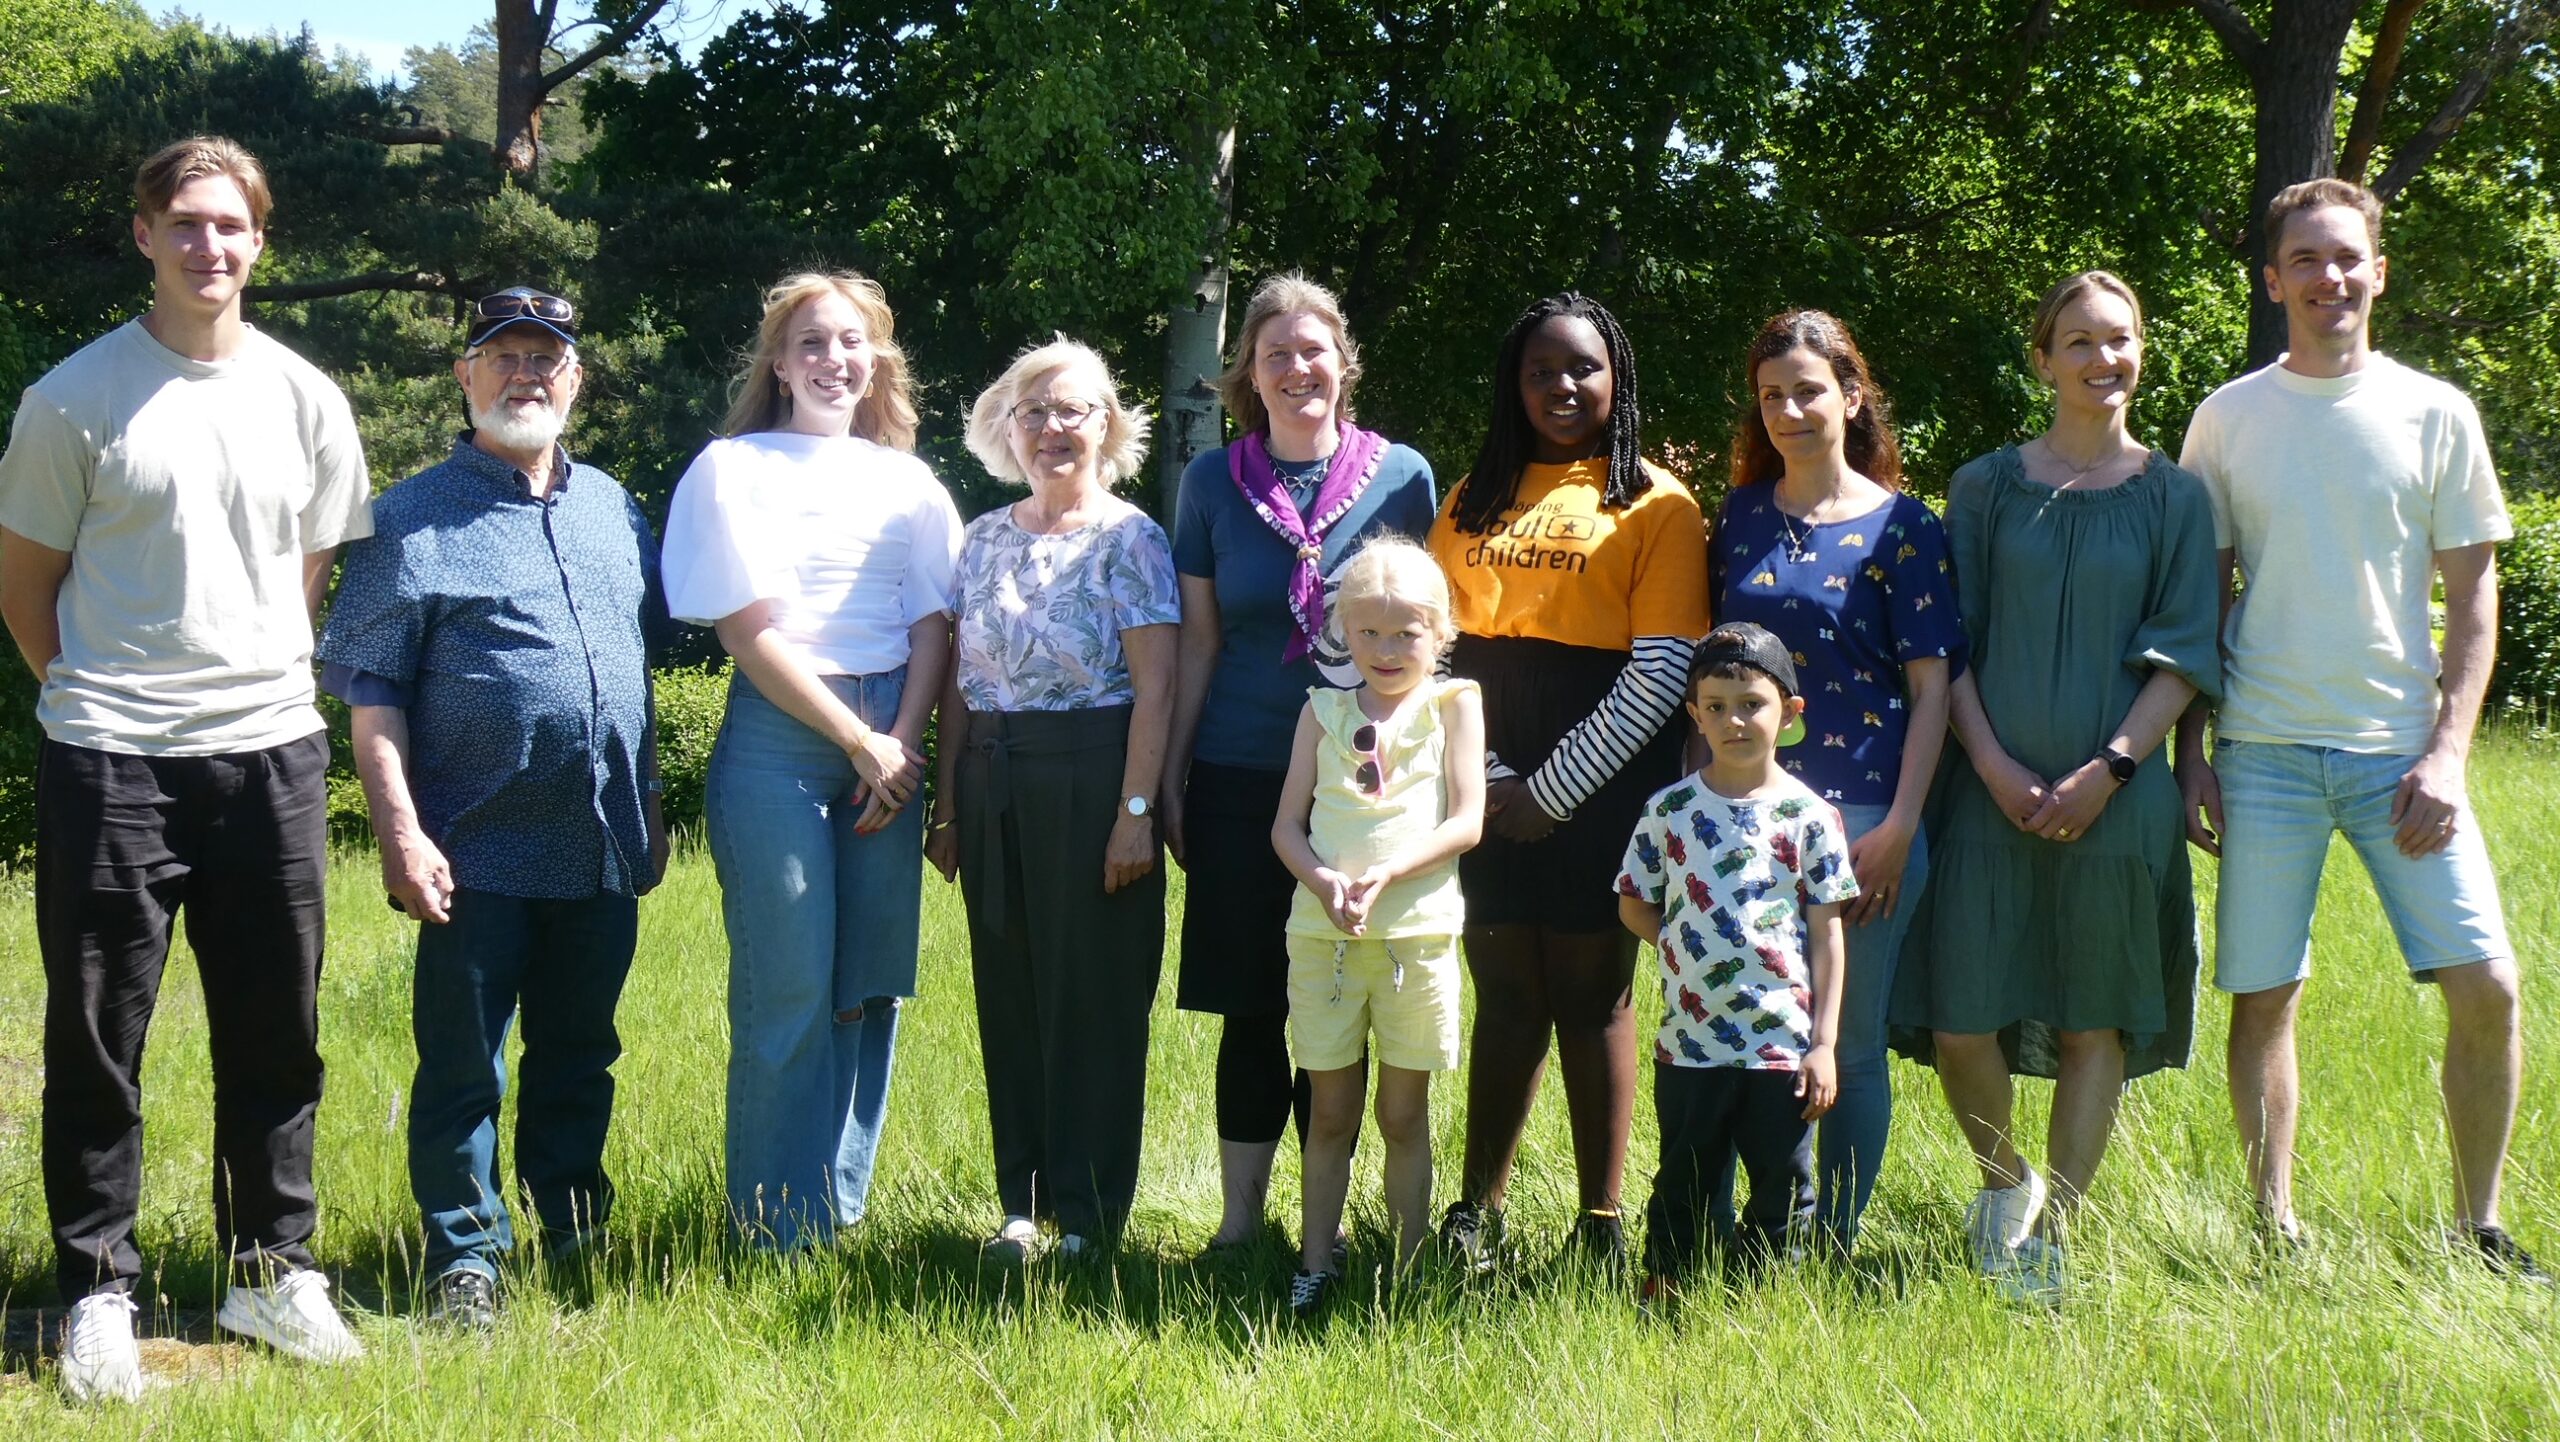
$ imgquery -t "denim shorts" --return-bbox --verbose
[2212,738,2512,994]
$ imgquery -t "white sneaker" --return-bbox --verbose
[58,1293,145,1404]
[982,1215,1041,1264]
[1997,1236,2067,1309]
[215,1269,365,1363]
[1962,1164,2049,1274]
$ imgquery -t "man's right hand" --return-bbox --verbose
[385,830,456,923]
[2177,752,2224,857]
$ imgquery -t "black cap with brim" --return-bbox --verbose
[465,287,579,350]
[467,314,579,350]
[1691,621,1799,697]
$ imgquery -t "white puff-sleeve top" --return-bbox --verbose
[662,431,964,676]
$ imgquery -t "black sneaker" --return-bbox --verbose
[1438,1200,1504,1274]
[2459,1222,2555,1286]
[1569,1210,1627,1272]
[424,1268,497,1331]
[1287,1268,1336,1318]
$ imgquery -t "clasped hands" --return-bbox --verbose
[1980,752,2116,844]
[1310,863,1395,936]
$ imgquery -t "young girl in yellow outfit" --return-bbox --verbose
[1271,538,1485,1316]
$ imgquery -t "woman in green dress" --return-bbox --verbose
[1891,271,2220,1305]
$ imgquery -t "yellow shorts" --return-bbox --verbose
[1286,933,1463,1073]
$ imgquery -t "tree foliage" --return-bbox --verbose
[0,0,2554,865]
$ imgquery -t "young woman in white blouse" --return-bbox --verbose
[662,271,963,1250]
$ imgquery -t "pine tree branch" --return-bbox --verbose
[541,0,673,91]
[244,272,467,303]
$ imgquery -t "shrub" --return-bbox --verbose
[653,659,732,835]
[2490,494,2560,724]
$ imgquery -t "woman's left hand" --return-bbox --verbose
[2026,760,2116,844]
[1844,815,1913,925]
[1102,811,1158,894]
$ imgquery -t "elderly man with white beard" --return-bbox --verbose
[318,288,667,1328]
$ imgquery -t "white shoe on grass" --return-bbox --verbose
[1962,1163,2048,1274]
[216,1269,365,1363]
[1997,1236,2067,1309]
[58,1292,145,1404]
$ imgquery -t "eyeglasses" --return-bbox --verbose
[1010,399,1100,430]
[1352,723,1384,795]
[473,290,575,327]
[466,350,574,380]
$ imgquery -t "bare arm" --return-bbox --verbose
[1268,702,1355,932]
[351,703,454,923]
[1845,654,1949,923]
[0,526,71,684]
[2391,541,2498,857]
[924,649,968,883]
[2025,666,2201,841]
[1617,891,1664,948]
[2174,546,2239,855]
[1799,900,1847,1119]
[713,601,924,826]
[1105,621,1178,893]
[302,546,340,622]
[1159,573,1220,863]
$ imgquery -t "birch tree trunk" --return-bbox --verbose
[1157,123,1236,527]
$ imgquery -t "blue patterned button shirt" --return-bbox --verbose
[319,436,663,898]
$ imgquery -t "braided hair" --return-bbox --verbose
[1448,292,1653,536]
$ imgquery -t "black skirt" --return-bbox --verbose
[1174,760,1296,1017]
[1454,633,1685,933]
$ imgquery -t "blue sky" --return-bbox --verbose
[181,0,766,81]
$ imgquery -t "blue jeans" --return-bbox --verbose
[1708,801,1926,1248]
[708,668,921,1249]
[1821,801,1927,1245]
[410,887,638,1283]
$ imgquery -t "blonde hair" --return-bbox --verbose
[722,271,920,448]
[1215,271,1363,434]
[964,336,1152,487]
[1333,537,1456,656]
[134,135,272,228]
[2028,270,2145,361]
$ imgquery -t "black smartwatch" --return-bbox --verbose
[2097,746,2139,785]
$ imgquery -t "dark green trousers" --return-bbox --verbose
[956,705,1165,1240]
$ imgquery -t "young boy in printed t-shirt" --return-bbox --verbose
[1616,622,1858,1292]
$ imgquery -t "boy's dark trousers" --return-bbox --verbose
[1642,1061,1814,1276]
[36,734,331,1302]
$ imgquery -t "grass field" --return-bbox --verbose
[2,733,2557,1439]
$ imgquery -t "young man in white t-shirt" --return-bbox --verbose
[0,137,374,1403]
[2175,177,2541,1283]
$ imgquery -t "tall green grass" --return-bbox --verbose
[1,732,2555,1438]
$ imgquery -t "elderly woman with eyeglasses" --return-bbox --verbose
[925,337,1180,1260]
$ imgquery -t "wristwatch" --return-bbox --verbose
[1123,794,1151,819]
[2097,746,2139,785]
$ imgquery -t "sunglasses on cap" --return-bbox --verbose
[473,290,574,326]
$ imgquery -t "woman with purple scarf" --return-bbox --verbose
[1164,272,1438,1251]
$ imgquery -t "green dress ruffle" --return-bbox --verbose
[1890,447,2222,1080]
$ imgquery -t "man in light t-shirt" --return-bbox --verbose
[0,136,374,1403]
[2175,177,2541,1284]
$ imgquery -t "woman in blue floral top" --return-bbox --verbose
[927,338,1181,1260]
[1710,309,1965,1253]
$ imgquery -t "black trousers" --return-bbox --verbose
[958,707,1163,1241]
[1642,1063,1814,1277]
[37,733,331,1301]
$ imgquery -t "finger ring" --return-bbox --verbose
[2056,827,2071,839]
